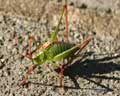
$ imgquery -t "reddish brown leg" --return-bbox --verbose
[25,35,35,59]
[21,64,37,85]
[64,0,69,43]
[59,64,64,88]
[21,35,36,85]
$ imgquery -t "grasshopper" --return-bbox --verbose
[21,1,93,89]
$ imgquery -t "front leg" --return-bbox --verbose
[21,35,38,86]
[21,64,37,85]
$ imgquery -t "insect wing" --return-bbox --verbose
[52,37,93,61]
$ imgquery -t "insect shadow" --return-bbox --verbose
[56,52,120,91]
[30,52,120,92]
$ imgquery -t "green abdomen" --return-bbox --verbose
[47,42,74,59]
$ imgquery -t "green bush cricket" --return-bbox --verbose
[21,1,93,90]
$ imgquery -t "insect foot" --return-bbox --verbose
[21,64,37,86]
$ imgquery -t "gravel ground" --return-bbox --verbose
[0,1,120,96]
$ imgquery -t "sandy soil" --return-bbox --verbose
[0,0,120,96]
